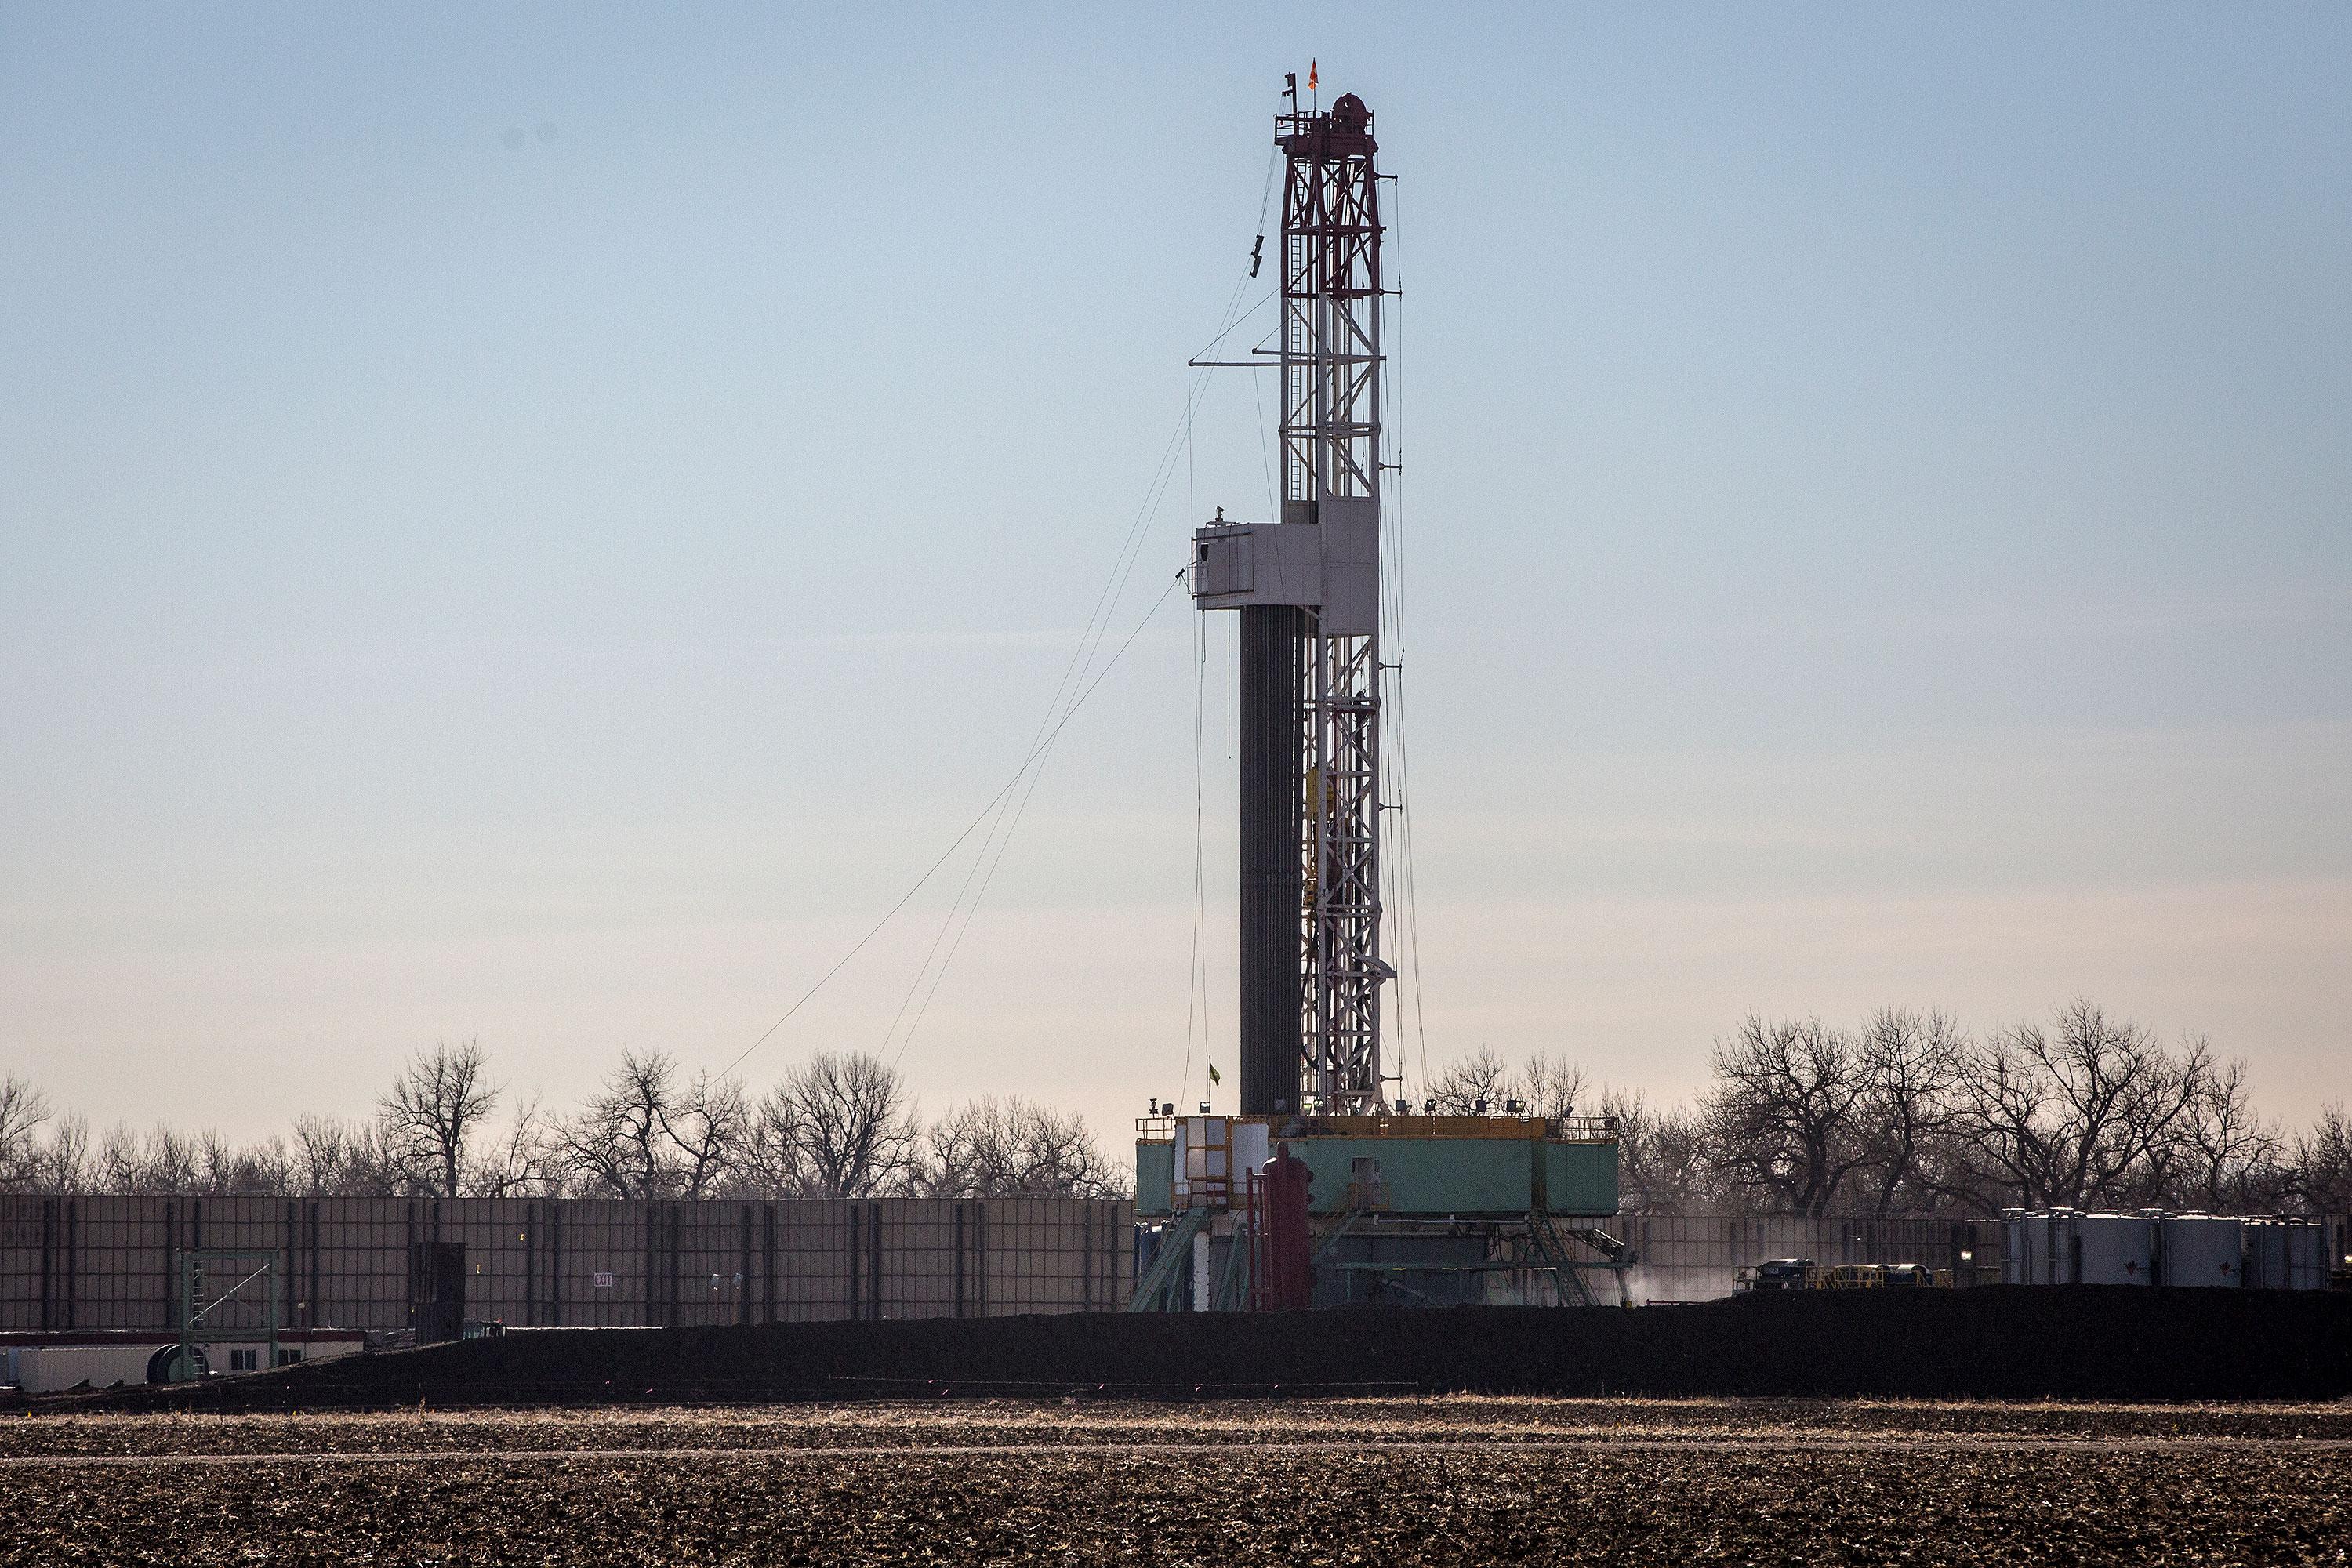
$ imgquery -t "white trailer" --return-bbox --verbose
[0,1329,367,1394]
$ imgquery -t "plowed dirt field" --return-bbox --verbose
[7,1397,2347,1565]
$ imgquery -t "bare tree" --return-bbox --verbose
[292,1115,361,1195]
[140,1126,198,1194]
[555,1051,751,1199]
[292,1116,346,1189]
[776,1051,919,1199]
[463,1095,562,1197]
[2169,1051,2289,1211]
[2295,1103,2352,1214]
[1647,1105,1716,1214]
[559,1050,682,1198]
[1954,1000,2202,1210]
[921,1097,1122,1198]
[241,1135,294,1196]
[20,993,2327,1218]
[1605,1088,1715,1215]
[93,1123,143,1192]
[1701,1015,1871,1215]
[1429,1045,1511,1114]
[80,1113,405,1198]
[34,1114,90,1192]
[170,1130,284,1195]
[1515,1052,1589,1121]
[666,1073,750,1200]
[0,1075,55,1192]
[195,1130,239,1192]
[738,1089,812,1197]
[379,1040,499,1198]
[1855,1007,1967,1214]
[332,1118,409,1196]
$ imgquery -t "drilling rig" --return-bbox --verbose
[1132,82,1625,1312]
[1192,86,1389,1120]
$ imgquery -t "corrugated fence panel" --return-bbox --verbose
[769,1199,855,1323]
[0,1198,53,1327]
[15,1200,2234,1327]
[82,1196,168,1330]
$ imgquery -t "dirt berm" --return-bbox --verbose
[54,1288,2352,1410]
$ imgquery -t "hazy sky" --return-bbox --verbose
[5,5,2348,1152]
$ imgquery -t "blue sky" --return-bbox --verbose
[4,5,2347,1145]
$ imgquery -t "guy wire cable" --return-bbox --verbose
[880,158,1285,1071]
[721,570,1186,1084]
[887,569,1186,1069]
[729,138,1279,1083]
[881,327,1239,1067]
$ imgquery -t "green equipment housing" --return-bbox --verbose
[1130,1112,1628,1312]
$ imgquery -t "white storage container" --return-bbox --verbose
[2286,1221,2332,1290]
[2043,1210,2083,1284]
[2158,1215,2244,1287]
[2243,1219,2328,1290]
[2073,1213,2156,1285]
[16,1343,153,1392]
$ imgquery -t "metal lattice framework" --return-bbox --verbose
[1279,98,1387,1113]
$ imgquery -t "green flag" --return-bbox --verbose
[1207,1060,1221,1087]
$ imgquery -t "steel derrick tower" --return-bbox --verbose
[1192,88,1390,1117]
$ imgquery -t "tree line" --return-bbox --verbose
[0,1044,1123,1202]
[5,999,2345,1216]
[1434,1000,2352,1217]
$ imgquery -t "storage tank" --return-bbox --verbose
[2244,1218,2329,1290]
[2073,1213,2155,1285]
[2015,1212,2051,1284]
[2043,1209,2083,1283]
[2288,1220,2332,1290]
[2029,1210,2068,1284]
[2244,1219,2282,1289]
[2158,1214,2244,1287]
[2001,1210,2025,1285]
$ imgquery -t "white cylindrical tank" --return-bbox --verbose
[2019,1213,2052,1284]
[2074,1213,2155,1285]
[2002,1210,2025,1285]
[2159,1215,2244,1287]
[2245,1218,2330,1290]
[2290,1221,2332,1290]
[2245,1220,2285,1289]
[2054,1210,2079,1283]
